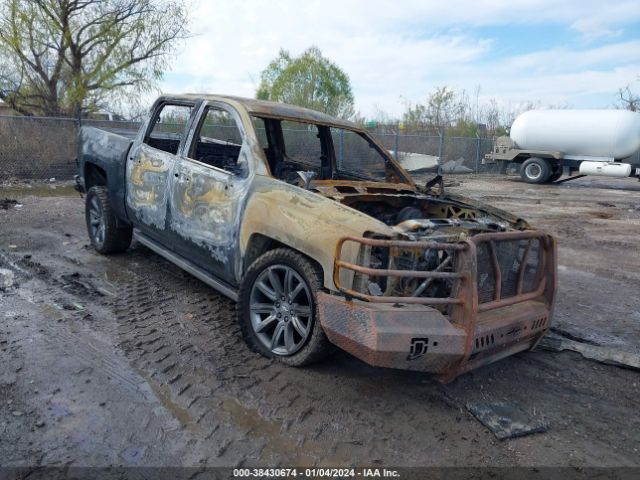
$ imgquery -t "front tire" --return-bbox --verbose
[237,248,332,366]
[85,186,132,254]
[520,157,551,184]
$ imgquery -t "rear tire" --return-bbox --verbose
[237,248,332,367]
[85,186,132,254]
[520,157,552,184]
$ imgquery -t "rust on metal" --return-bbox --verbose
[327,229,557,382]
[333,235,470,305]
[488,240,502,301]
[516,239,533,295]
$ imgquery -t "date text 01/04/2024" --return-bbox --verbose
[232,468,400,478]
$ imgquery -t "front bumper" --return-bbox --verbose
[322,230,557,382]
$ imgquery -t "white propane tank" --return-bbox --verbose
[510,110,640,159]
[578,162,632,177]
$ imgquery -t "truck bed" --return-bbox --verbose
[77,126,134,221]
[79,126,134,167]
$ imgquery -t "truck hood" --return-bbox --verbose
[308,180,530,237]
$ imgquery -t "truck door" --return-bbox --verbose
[126,101,196,245]
[168,102,250,284]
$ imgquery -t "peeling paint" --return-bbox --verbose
[126,146,173,230]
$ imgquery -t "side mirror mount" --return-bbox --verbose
[422,174,444,197]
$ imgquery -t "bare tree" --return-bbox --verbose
[374,86,579,137]
[0,0,189,117]
[401,86,479,134]
[618,84,639,112]
[483,99,501,134]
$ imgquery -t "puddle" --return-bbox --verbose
[120,446,147,464]
[144,375,195,430]
[40,303,65,321]
[220,396,354,465]
[221,396,306,460]
[104,262,134,285]
[561,181,640,192]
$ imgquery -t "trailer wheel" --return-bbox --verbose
[520,157,551,184]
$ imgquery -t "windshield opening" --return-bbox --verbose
[250,116,410,185]
[330,127,399,182]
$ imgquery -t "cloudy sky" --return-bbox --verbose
[159,0,640,118]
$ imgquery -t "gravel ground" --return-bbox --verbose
[0,176,639,472]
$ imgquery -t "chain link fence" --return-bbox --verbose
[0,116,78,180]
[0,115,140,180]
[6,114,638,181]
[371,131,499,174]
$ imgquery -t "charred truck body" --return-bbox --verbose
[76,95,557,381]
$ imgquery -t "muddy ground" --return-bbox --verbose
[0,175,639,472]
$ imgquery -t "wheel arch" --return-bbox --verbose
[242,233,326,285]
[84,161,131,227]
[84,162,108,190]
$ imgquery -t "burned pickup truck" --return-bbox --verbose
[76,95,557,381]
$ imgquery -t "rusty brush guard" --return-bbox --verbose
[321,230,557,381]
[334,236,469,305]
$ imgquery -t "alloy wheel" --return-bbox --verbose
[249,264,313,356]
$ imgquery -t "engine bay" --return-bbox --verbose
[320,188,514,237]
[317,186,518,306]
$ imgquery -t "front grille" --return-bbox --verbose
[476,238,543,304]
[352,244,458,301]
[334,236,468,305]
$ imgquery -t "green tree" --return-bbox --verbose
[256,46,355,119]
[0,0,189,117]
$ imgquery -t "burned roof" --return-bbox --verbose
[161,93,359,130]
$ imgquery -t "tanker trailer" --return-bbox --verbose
[484,109,640,184]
